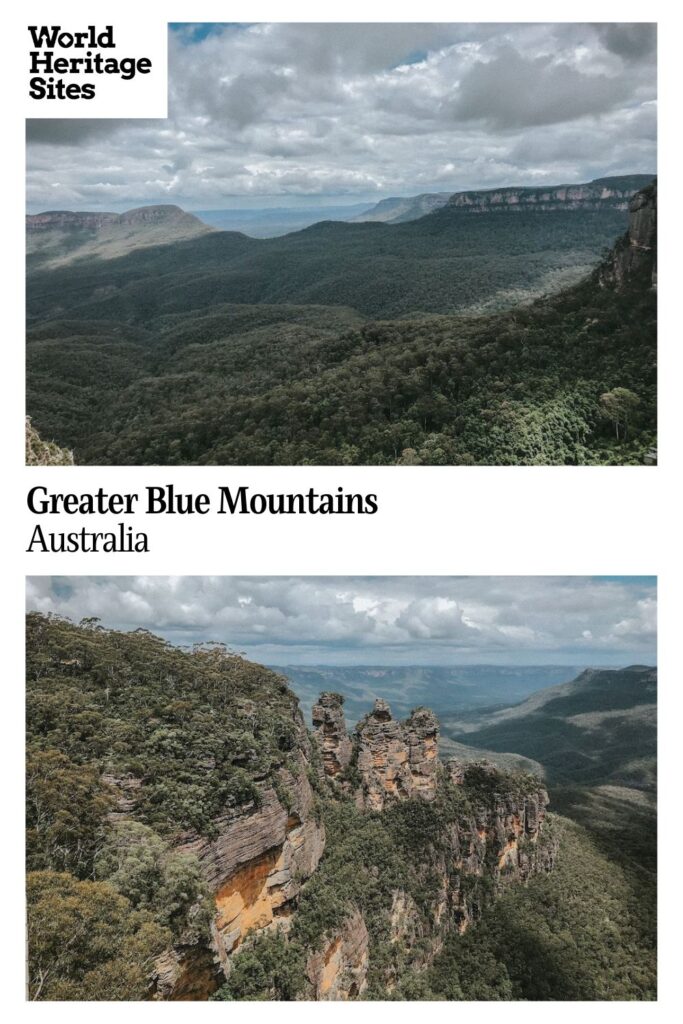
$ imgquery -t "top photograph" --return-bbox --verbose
[25,22,657,467]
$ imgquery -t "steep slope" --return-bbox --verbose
[25,416,73,465]
[352,192,452,223]
[354,175,652,225]
[25,617,657,1000]
[26,613,325,1000]
[25,615,556,1001]
[26,205,213,270]
[441,174,653,214]
[444,666,657,790]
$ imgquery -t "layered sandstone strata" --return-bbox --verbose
[355,699,439,811]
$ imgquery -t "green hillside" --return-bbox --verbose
[27,205,629,323]
[26,178,656,466]
[444,666,657,790]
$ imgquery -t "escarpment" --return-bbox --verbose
[178,756,324,955]
[599,179,657,289]
[444,175,650,214]
[158,694,554,999]
[152,748,325,999]
[26,615,561,1002]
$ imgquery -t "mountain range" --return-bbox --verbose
[26,174,657,466]
[354,175,654,225]
[26,205,212,270]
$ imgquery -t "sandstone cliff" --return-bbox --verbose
[312,692,353,778]
[599,180,657,290]
[152,736,325,997]
[306,907,369,1000]
[354,175,652,224]
[26,204,212,269]
[355,700,439,811]
[156,694,554,1000]
[445,175,650,214]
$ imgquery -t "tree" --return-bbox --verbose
[26,750,115,876]
[27,871,169,1000]
[600,388,640,440]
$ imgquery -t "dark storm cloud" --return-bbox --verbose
[26,23,656,211]
[598,23,656,61]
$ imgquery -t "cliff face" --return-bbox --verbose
[444,176,651,214]
[444,760,552,931]
[304,695,554,995]
[312,693,353,778]
[353,175,652,224]
[355,700,439,811]
[153,747,325,998]
[26,204,212,269]
[141,681,563,1002]
[156,694,554,1000]
[599,180,657,290]
[306,907,369,1000]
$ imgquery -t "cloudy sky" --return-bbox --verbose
[26,22,656,212]
[26,576,656,667]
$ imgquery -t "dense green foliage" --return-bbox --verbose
[28,206,627,321]
[26,616,657,1001]
[214,771,538,1001]
[26,612,305,1000]
[26,612,303,840]
[215,796,655,1002]
[26,203,656,465]
[446,666,657,789]
[27,871,171,1000]
[425,816,655,1000]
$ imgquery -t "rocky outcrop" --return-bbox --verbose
[306,907,369,1000]
[444,175,652,214]
[445,760,553,931]
[156,697,554,1000]
[152,945,222,1002]
[177,756,324,969]
[355,700,438,811]
[599,180,657,290]
[25,417,73,466]
[312,692,353,778]
[153,749,324,998]
[354,175,652,225]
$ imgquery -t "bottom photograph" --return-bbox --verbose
[25,576,657,1001]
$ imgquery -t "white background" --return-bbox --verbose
[3,0,679,1016]
[24,20,168,118]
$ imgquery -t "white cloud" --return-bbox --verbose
[26,576,657,667]
[26,23,656,211]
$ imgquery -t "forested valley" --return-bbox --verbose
[26,177,656,466]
